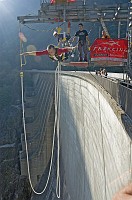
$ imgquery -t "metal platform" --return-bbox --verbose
[61,62,88,67]
[17,1,132,75]
[17,2,131,24]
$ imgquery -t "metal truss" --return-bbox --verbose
[17,2,130,24]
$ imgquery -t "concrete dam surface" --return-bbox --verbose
[60,72,132,200]
[22,71,132,200]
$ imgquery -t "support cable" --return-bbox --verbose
[23,22,64,32]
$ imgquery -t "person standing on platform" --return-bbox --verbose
[73,23,90,62]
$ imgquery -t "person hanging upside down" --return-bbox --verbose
[53,31,71,47]
[21,44,76,62]
[53,21,71,47]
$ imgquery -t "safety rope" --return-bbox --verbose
[23,22,64,32]
[56,62,61,198]
[129,141,132,181]
[20,70,56,194]
[88,23,96,35]
[20,63,61,196]
[19,18,62,196]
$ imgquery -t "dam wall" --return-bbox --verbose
[60,73,132,200]
[19,71,132,200]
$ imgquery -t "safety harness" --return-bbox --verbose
[49,47,66,62]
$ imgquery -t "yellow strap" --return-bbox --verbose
[62,37,66,42]
[57,27,62,34]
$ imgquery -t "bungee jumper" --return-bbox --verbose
[21,44,76,62]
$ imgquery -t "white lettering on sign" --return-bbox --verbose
[93,46,127,52]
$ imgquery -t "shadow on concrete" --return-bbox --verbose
[59,86,92,200]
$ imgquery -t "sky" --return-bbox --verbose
[0,0,40,69]
[0,0,128,27]
[0,0,128,43]
[0,1,42,42]
[0,0,40,15]
[0,0,128,19]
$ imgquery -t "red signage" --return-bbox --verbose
[50,0,76,4]
[90,38,128,64]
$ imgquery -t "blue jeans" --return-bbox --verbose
[78,41,88,61]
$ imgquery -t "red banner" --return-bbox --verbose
[50,0,76,4]
[90,38,128,64]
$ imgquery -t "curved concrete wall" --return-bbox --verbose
[60,74,132,200]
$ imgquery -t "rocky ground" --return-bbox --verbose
[0,106,31,200]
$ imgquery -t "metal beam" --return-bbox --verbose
[17,2,130,24]
[17,18,129,24]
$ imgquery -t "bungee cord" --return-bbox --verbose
[20,64,61,196]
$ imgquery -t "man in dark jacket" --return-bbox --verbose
[73,23,90,62]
